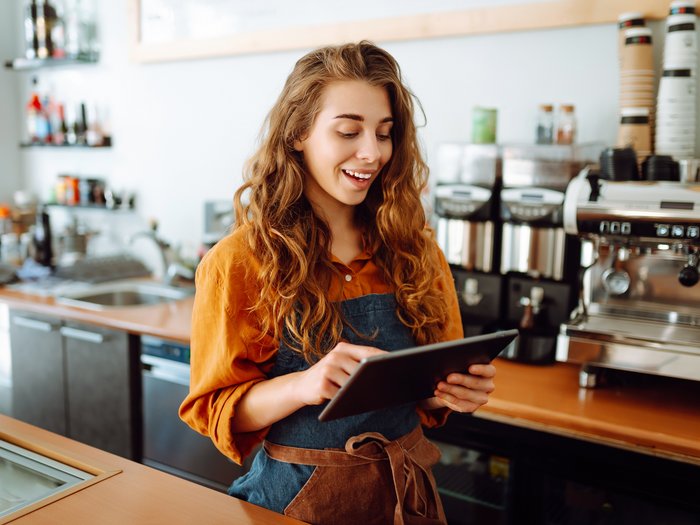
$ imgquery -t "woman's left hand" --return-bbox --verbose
[430,363,496,413]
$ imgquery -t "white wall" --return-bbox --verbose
[8,2,695,251]
[0,1,22,203]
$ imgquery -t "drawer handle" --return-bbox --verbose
[60,326,106,344]
[13,316,56,332]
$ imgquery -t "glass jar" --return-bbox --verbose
[535,104,554,144]
[556,104,577,145]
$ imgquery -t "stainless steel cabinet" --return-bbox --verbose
[63,322,140,459]
[9,310,140,459]
[9,312,65,435]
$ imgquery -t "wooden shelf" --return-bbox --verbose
[4,56,98,71]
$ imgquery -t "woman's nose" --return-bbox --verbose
[356,134,381,163]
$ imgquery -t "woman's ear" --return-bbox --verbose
[293,138,304,152]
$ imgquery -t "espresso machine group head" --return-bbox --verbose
[559,167,700,386]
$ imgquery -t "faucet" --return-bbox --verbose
[129,219,194,286]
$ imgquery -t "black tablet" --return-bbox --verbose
[318,329,518,422]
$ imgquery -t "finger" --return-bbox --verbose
[442,374,495,393]
[434,390,484,413]
[437,383,490,406]
[467,364,496,378]
[335,342,386,361]
[323,366,353,389]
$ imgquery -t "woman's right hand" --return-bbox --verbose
[293,342,386,406]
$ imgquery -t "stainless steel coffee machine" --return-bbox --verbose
[558,168,700,386]
[498,144,601,363]
[434,144,503,336]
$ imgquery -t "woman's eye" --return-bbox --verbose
[338,132,358,139]
[377,133,392,141]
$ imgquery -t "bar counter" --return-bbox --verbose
[0,414,303,525]
[1,286,699,466]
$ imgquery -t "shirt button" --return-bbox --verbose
[345,274,352,282]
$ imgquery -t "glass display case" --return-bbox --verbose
[0,438,93,519]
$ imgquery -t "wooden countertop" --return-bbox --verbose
[2,285,699,467]
[0,285,192,344]
[0,414,304,525]
[480,358,700,465]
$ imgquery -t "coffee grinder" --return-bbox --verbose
[434,143,504,336]
[498,144,602,363]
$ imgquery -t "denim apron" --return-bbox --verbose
[228,293,445,523]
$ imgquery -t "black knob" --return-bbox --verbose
[678,265,699,287]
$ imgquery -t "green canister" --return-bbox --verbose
[471,107,498,144]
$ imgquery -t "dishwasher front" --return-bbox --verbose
[140,336,248,491]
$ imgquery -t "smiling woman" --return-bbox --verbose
[178,41,498,524]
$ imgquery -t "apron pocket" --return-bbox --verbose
[283,461,397,525]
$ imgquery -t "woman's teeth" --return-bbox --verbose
[343,169,371,180]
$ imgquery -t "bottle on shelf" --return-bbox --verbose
[556,104,577,145]
[26,78,48,143]
[64,102,77,145]
[34,0,49,59]
[24,1,37,59]
[536,104,554,144]
[47,0,66,59]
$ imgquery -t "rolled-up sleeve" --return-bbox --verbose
[416,240,464,428]
[179,233,277,465]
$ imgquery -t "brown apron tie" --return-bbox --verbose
[264,425,444,525]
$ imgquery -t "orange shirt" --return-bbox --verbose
[179,226,464,465]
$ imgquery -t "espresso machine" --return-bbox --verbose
[498,144,601,363]
[558,168,700,386]
[434,143,503,336]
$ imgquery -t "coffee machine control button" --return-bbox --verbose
[621,222,631,235]
[687,225,699,239]
[671,225,685,238]
[599,221,610,234]
[656,224,670,237]
[610,222,621,234]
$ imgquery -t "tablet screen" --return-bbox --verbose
[318,329,518,422]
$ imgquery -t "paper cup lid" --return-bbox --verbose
[621,107,650,117]
[625,27,652,38]
[667,13,697,25]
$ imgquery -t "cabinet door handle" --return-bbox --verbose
[12,316,57,332]
[60,326,106,344]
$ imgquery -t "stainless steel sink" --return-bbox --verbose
[56,280,194,310]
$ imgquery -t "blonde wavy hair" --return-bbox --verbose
[234,41,449,362]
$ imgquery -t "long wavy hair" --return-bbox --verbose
[234,41,449,362]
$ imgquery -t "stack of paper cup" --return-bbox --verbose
[618,12,646,58]
[617,107,652,159]
[619,25,655,161]
[656,2,697,159]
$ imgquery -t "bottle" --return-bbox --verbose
[26,78,47,144]
[76,102,88,144]
[42,94,53,144]
[24,0,38,59]
[33,205,53,267]
[63,0,79,58]
[64,102,77,145]
[53,102,67,145]
[556,104,576,145]
[49,0,66,58]
[535,104,554,144]
[43,0,58,58]
[34,0,48,59]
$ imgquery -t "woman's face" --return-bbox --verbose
[295,80,393,219]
